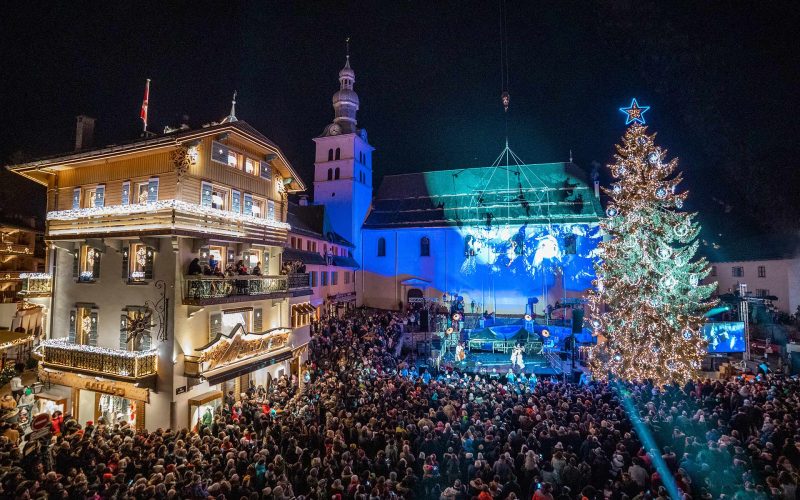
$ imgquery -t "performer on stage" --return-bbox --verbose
[455,342,466,363]
[510,343,525,370]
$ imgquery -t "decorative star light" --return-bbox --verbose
[619,98,650,125]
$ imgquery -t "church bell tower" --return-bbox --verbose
[312,51,374,273]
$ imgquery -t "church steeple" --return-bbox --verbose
[322,42,359,136]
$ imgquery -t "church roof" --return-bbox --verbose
[364,162,603,229]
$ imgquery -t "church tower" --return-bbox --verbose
[313,53,374,273]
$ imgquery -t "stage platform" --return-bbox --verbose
[435,351,569,376]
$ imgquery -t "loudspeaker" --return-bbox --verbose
[572,309,584,333]
[417,341,431,356]
[419,310,429,331]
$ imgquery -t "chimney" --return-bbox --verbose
[299,195,309,206]
[75,115,96,151]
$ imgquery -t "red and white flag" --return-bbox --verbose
[140,79,150,132]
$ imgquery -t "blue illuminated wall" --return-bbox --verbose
[361,223,601,313]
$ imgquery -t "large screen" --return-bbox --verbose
[703,322,746,353]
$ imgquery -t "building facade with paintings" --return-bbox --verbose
[7,115,312,430]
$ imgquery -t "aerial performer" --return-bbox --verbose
[455,342,466,363]
[510,343,525,370]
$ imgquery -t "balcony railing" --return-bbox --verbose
[18,273,52,296]
[185,275,288,300]
[36,339,157,380]
[287,272,310,290]
[46,200,289,246]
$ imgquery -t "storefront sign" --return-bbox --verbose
[176,385,187,395]
[40,368,150,403]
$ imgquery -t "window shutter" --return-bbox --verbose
[68,308,77,343]
[243,194,253,216]
[88,311,99,346]
[253,308,263,332]
[94,185,105,207]
[92,249,101,279]
[72,188,81,209]
[144,247,155,280]
[267,200,275,220]
[260,160,271,180]
[120,314,129,350]
[209,313,222,343]
[201,182,213,207]
[211,141,229,164]
[121,182,131,205]
[73,251,80,278]
[122,247,130,279]
[231,190,241,213]
[147,178,159,203]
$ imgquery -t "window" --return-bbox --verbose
[732,266,744,277]
[335,148,341,160]
[124,243,154,282]
[136,178,158,204]
[327,168,333,181]
[244,249,261,270]
[75,245,101,282]
[70,305,98,346]
[344,272,350,284]
[227,150,239,168]
[82,185,104,208]
[310,271,317,287]
[328,149,334,161]
[420,236,430,257]
[120,306,152,351]
[211,186,229,210]
[244,158,257,175]
[306,240,312,252]
[334,167,340,179]
[756,289,770,298]
[267,200,275,220]
[332,272,338,285]
[251,196,265,218]
[291,237,296,248]
[377,237,386,257]
[321,272,328,286]
[323,244,327,256]
[758,265,766,278]
[121,182,131,205]
[710,266,717,277]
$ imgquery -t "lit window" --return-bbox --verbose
[136,183,150,204]
[245,158,257,175]
[251,198,265,217]
[78,245,101,282]
[82,187,98,208]
[71,305,97,345]
[128,243,152,282]
[211,187,228,210]
[227,150,238,168]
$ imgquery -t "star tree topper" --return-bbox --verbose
[619,98,650,125]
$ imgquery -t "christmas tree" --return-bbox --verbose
[587,119,716,387]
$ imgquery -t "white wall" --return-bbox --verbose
[703,257,800,314]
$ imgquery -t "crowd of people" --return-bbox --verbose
[1,308,799,499]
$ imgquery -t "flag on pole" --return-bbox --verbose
[140,79,151,132]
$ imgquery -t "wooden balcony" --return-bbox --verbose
[46,200,289,246]
[35,339,157,382]
[18,273,52,297]
[183,273,310,305]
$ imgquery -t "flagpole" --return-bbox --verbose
[141,79,151,133]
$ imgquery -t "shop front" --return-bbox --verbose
[38,367,150,429]
[327,292,356,317]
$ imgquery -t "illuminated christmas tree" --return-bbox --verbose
[588,108,715,387]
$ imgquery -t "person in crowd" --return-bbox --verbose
[252,261,262,276]
[236,259,248,275]
[187,257,202,275]
[9,369,23,401]
[208,254,218,272]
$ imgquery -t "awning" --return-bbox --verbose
[282,247,326,266]
[205,349,294,386]
[400,277,431,288]
[0,330,34,350]
[188,390,222,406]
[301,303,315,313]
[331,255,360,269]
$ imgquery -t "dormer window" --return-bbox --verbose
[227,150,239,168]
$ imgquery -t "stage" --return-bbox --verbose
[436,350,567,376]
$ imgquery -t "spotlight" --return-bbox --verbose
[524,314,532,321]
[452,313,462,321]
[446,327,454,334]
[541,329,550,338]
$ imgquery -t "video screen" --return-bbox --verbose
[702,322,746,353]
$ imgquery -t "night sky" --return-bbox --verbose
[2,2,798,240]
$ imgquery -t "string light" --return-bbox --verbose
[587,123,715,387]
